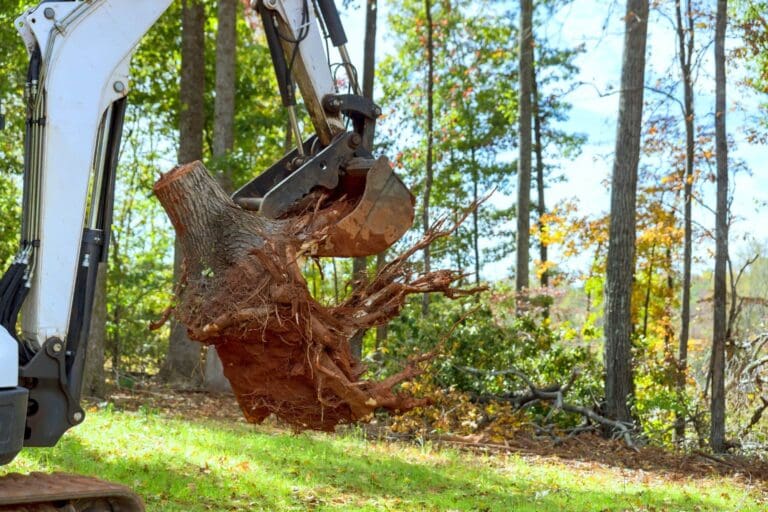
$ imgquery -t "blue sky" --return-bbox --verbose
[342,0,768,281]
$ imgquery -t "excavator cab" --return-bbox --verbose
[232,0,415,256]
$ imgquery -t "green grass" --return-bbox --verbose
[2,405,765,511]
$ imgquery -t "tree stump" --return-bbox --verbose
[153,161,467,430]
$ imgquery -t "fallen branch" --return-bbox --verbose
[459,366,638,450]
[740,396,768,437]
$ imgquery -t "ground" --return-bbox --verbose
[2,389,766,511]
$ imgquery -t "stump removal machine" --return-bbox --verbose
[0,0,414,509]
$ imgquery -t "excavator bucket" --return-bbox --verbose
[233,143,415,258]
[312,157,415,257]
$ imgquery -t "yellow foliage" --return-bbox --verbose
[390,379,526,441]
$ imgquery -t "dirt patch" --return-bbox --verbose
[366,425,768,484]
[101,388,245,423]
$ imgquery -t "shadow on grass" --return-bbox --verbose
[7,434,281,512]
[4,410,759,512]
[189,419,748,512]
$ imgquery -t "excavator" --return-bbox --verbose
[0,0,414,509]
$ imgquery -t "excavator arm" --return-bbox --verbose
[0,0,413,509]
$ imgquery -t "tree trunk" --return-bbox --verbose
[375,252,388,346]
[349,256,367,360]
[205,0,239,393]
[422,0,434,317]
[642,245,656,339]
[604,0,649,425]
[362,0,378,136]
[81,262,107,398]
[675,0,695,444]
[472,149,480,286]
[516,0,533,295]
[711,0,728,453]
[153,161,467,430]
[349,0,379,358]
[213,0,237,175]
[533,54,548,306]
[160,0,206,387]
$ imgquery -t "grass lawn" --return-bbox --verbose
[2,404,765,511]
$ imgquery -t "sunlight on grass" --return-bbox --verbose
[1,406,764,511]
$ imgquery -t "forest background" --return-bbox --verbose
[1,0,768,454]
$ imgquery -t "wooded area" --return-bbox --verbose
[2,0,768,508]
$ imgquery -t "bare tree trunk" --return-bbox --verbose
[675,0,695,444]
[604,0,649,425]
[205,0,239,393]
[213,0,237,174]
[533,54,548,318]
[642,245,656,339]
[350,0,379,358]
[161,0,206,386]
[349,256,367,360]
[467,115,480,286]
[81,262,107,398]
[375,252,388,345]
[366,0,387,347]
[516,0,533,295]
[711,0,729,453]
[362,0,378,127]
[422,0,435,317]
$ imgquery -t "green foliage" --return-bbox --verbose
[5,405,764,511]
[382,289,602,409]
[0,175,19,266]
[0,2,33,265]
[736,0,768,96]
[379,0,516,275]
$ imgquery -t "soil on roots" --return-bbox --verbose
[154,161,478,431]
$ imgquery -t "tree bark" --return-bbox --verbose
[205,0,239,393]
[349,0,379,358]
[516,0,533,295]
[422,0,434,317]
[604,0,649,425]
[349,256,367,360]
[362,0,378,133]
[375,252,388,345]
[472,146,480,286]
[153,161,471,430]
[81,262,107,398]
[711,0,728,453]
[532,55,548,293]
[161,0,206,387]
[675,0,695,443]
[213,0,237,174]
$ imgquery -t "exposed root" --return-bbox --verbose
[154,161,480,430]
